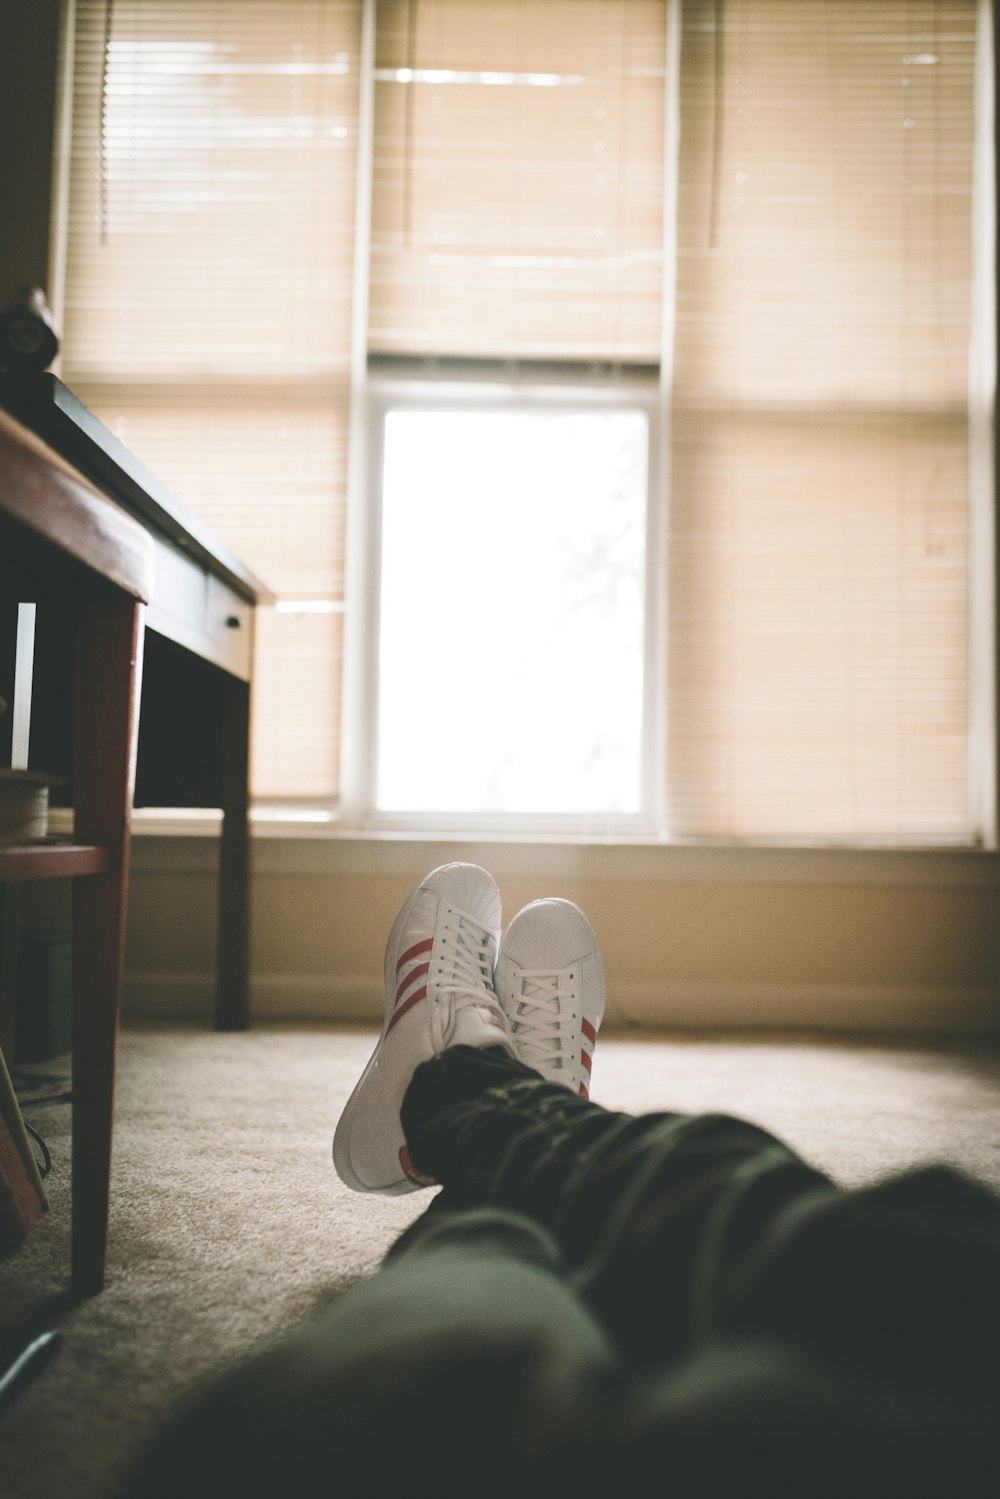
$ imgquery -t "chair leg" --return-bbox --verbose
[70,596,144,1297]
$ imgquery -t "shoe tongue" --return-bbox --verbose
[449,1003,513,1052]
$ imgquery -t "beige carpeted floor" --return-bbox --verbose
[1,1022,999,1499]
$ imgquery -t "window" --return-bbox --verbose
[355,0,667,829]
[58,0,993,844]
[367,381,654,823]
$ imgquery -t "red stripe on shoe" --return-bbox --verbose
[395,961,429,1008]
[397,937,433,973]
[579,1082,589,1097]
[399,1145,437,1187]
[387,986,426,1033]
[580,1048,593,1074]
[581,1018,598,1045]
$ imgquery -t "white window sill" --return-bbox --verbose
[119,809,1000,889]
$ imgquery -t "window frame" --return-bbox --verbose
[341,358,667,835]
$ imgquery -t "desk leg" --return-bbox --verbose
[71,596,144,1297]
[216,673,251,1031]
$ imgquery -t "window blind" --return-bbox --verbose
[368,0,668,359]
[60,0,363,798]
[666,0,978,840]
[58,0,986,840]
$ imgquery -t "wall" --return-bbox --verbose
[124,834,1000,1037]
[6,4,999,1041]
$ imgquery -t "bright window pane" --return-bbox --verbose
[376,408,648,814]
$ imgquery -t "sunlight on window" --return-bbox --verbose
[376,408,648,815]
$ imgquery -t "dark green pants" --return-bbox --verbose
[124,1047,1000,1498]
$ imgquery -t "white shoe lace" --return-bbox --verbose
[509,971,567,1075]
[435,909,509,1029]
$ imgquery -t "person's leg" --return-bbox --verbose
[401,1043,834,1369]
[401,1042,1000,1393]
[119,1202,621,1499]
[399,1042,999,1495]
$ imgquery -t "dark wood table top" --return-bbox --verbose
[0,373,270,605]
[0,406,154,604]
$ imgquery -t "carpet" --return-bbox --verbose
[1,1022,999,1499]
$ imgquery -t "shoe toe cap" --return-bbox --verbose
[502,898,598,970]
[424,862,502,931]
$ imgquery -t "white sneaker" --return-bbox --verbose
[332,863,516,1194]
[495,899,605,1097]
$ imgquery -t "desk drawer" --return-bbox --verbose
[206,575,253,679]
[146,538,253,680]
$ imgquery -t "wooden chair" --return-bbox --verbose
[0,408,154,1295]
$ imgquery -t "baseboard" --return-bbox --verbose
[123,971,1000,1038]
[613,980,1000,1037]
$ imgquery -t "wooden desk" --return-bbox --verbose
[0,407,153,1294]
[0,374,271,1031]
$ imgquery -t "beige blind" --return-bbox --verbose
[667,0,977,840]
[61,0,363,798]
[59,0,983,838]
[368,0,668,359]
